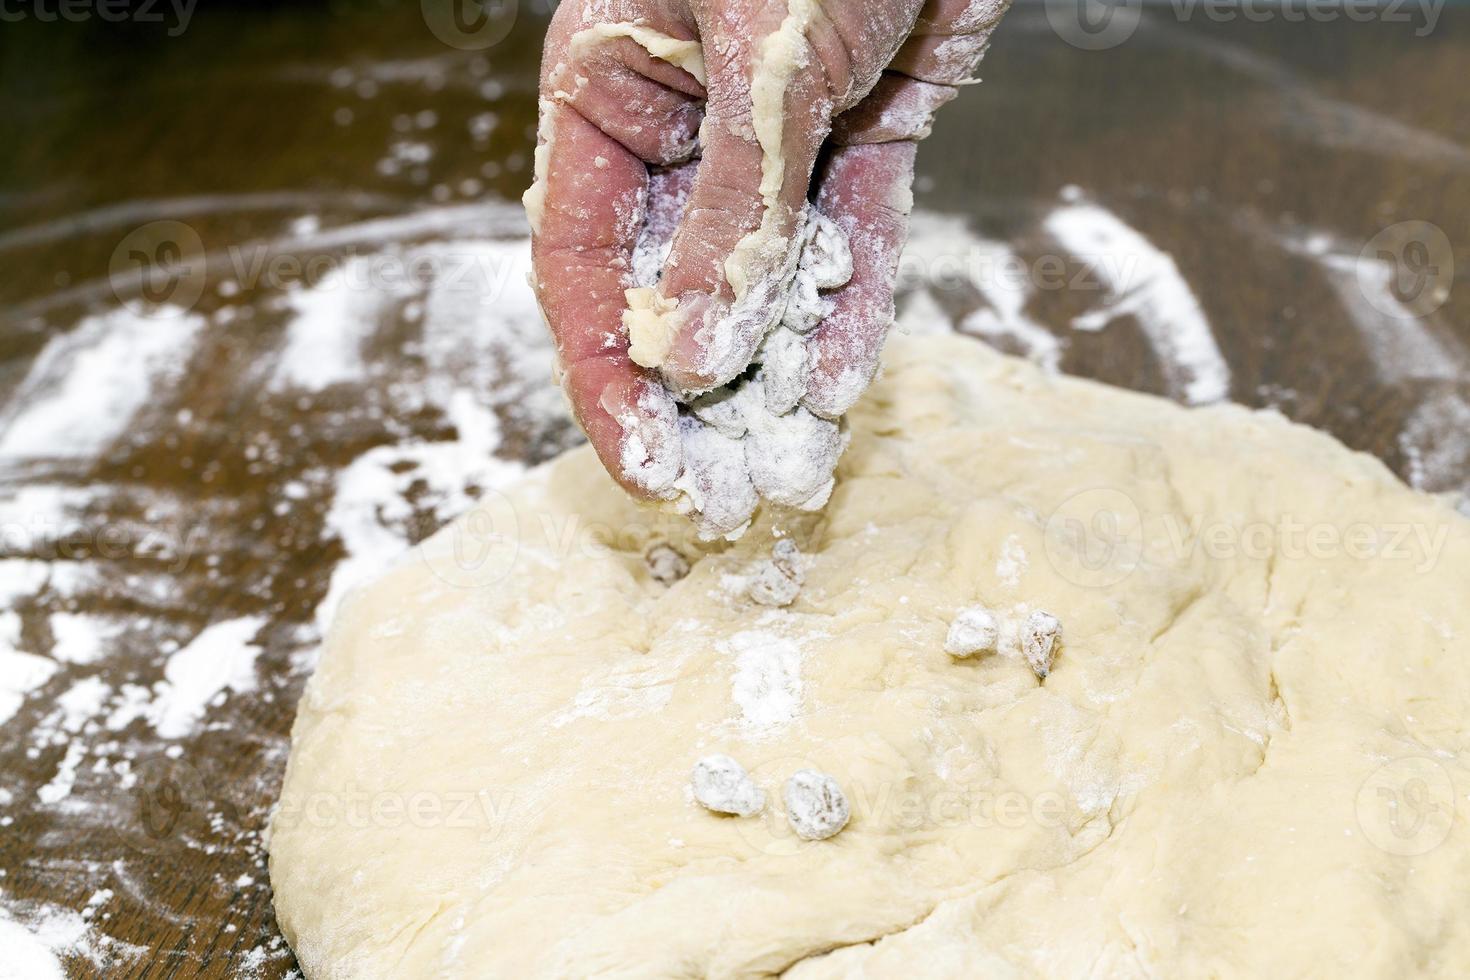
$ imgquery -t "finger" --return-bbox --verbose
[888,30,997,85]
[564,354,682,499]
[891,0,1010,85]
[529,4,715,496]
[528,99,681,497]
[831,72,957,144]
[656,9,838,394]
[914,0,1011,33]
[550,35,706,165]
[802,140,918,419]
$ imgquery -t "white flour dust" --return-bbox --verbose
[1043,199,1230,405]
[0,307,204,461]
[724,630,805,733]
[0,648,58,727]
[149,616,269,739]
[1284,230,1465,385]
[897,211,1063,373]
[271,261,412,392]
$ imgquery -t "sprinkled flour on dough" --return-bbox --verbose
[725,630,804,733]
[995,534,1027,587]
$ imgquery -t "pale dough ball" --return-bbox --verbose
[270,335,1470,979]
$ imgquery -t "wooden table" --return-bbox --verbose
[0,2,1465,976]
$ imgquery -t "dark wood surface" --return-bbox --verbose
[0,2,1466,976]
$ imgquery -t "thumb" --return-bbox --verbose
[643,7,836,395]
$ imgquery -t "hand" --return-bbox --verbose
[527,0,1010,497]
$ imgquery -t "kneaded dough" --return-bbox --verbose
[270,335,1470,979]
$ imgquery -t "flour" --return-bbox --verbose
[0,899,143,979]
[691,754,765,817]
[0,912,71,980]
[0,307,204,460]
[1043,199,1229,405]
[1020,610,1063,678]
[0,648,58,727]
[1279,229,1465,385]
[644,543,690,585]
[149,616,268,739]
[1400,391,1470,497]
[312,237,551,638]
[48,614,123,665]
[995,533,1027,587]
[725,630,804,733]
[0,206,568,977]
[616,382,682,497]
[896,212,1061,372]
[747,538,808,607]
[945,606,999,658]
[271,258,415,392]
[37,742,87,806]
[781,210,852,333]
[781,768,850,841]
[33,677,110,747]
[651,207,852,538]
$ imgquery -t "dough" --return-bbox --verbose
[270,335,1470,978]
[624,286,682,369]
